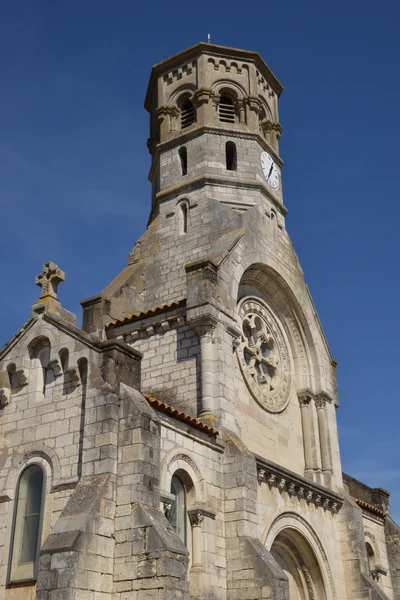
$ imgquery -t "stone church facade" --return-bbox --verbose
[0,42,399,600]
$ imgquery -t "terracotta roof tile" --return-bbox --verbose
[143,393,218,437]
[107,299,186,329]
[352,496,386,518]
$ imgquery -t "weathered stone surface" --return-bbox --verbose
[0,41,397,600]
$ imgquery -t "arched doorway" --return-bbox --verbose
[271,530,326,600]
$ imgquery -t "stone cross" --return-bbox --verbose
[36,261,65,302]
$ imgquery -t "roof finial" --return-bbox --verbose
[35,261,65,305]
[207,33,211,43]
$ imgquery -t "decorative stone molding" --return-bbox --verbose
[191,88,213,107]
[371,564,387,582]
[236,297,291,413]
[187,506,216,522]
[188,512,205,527]
[48,359,62,378]
[256,455,343,515]
[108,307,187,342]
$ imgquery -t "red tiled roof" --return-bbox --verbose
[352,496,386,518]
[144,393,218,437]
[107,299,186,329]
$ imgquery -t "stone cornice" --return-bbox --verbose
[151,125,283,167]
[145,42,283,111]
[255,454,343,514]
[153,172,287,219]
[106,304,187,340]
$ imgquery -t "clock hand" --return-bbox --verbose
[267,163,274,180]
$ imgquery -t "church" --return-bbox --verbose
[0,42,399,600]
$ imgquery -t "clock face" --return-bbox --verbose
[261,152,279,190]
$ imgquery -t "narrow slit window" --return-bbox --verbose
[179,147,187,176]
[180,203,188,234]
[180,99,195,129]
[226,142,237,171]
[8,465,45,583]
[219,96,235,123]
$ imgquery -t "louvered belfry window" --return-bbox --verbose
[181,99,195,129]
[219,95,235,123]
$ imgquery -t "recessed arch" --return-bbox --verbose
[7,463,46,583]
[211,78,247,100]
[2,445,60,500]
[236,264,315,391]
[168,83,197,105]
[265,510,336,600]
[161,448,206,505]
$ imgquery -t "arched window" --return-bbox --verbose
[168,474,187,545]
[179,147,188,176]
[179,96,196,129]
[219,95,236,123]
[8,465,45,583]
[366,542,375,574]
[225,141,237,171]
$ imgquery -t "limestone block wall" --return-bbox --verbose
[158,417,225,600]
[258,482,346,600]
[0,320,91,598]
[131,324,200,415]
[234,367,305,474]
[363,512,394,596]
[158,131,284,209]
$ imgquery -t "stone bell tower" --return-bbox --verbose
[145,43,285,226]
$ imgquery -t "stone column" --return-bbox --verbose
[189,512,204,567]
[298,391,315,477]
[196,323,215,417]
[315,396,333,476]
[238,99,246,123]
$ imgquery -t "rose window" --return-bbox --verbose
[237,298,291,412]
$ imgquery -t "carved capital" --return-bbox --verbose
[191,88,213,107]
[188,506,216,525]
[189,512,205,527]
[297,389,316,407]
[195,323,215,339]
[314,396,327,410]
[246,96,262,113]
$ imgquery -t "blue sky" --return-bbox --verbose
[1,1,399,517]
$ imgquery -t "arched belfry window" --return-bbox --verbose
[179,95,196,129]
[8,465,45,583]
[226,142,237,171]
[219,95,236,123]
[168,474,187,545]
[179,147,188,176]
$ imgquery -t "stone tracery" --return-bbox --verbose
[237,297,291,412]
